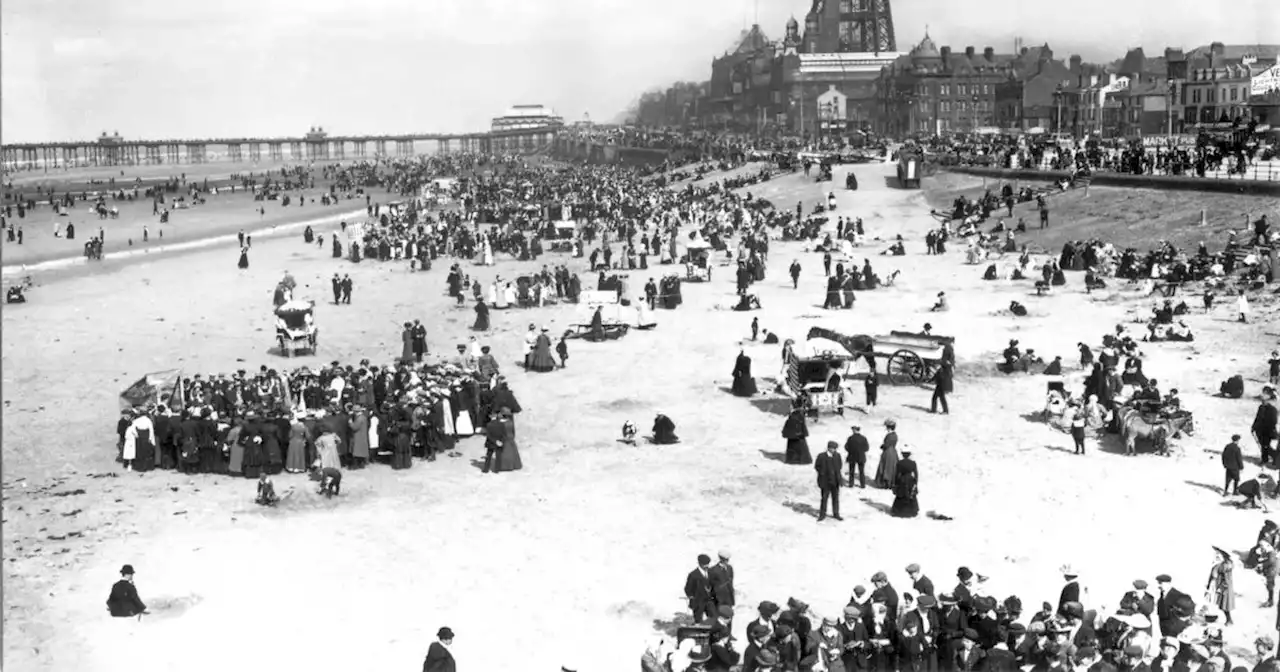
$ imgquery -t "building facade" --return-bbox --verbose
[876,35,1044,136]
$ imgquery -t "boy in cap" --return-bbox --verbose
[906,563,935,597]
[750,600,779,638]
[741,621,773,672]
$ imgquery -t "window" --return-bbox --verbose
[1231,87,1238,101]
[840,0,853,11]
[772,91,781,104]
[1192,89,1201,103]
[838,21,857,49]
[958,85,966,96]
[940,84,950,97]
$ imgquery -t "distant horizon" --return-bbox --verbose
[3,0,1274,143]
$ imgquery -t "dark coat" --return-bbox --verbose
[913,576,936,597]
[933,365,954,393]
[106,579,146,617]
[845,432,870,464]
[422,642,456,672]
[1256,403,1279,438]
[1223,441,1245,471]
[1058,580,1081,614]
[709,562,735,606]
[685,568,714,610]
[816,451,844,489]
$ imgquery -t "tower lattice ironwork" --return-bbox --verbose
[840,0,897,53]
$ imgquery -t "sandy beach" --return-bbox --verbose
[1,162,402,268]
[4,159,1280,672]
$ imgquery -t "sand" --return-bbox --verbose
[3,160,1280,672]
[2,166,401,268]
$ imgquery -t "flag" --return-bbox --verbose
[119,370,182,411]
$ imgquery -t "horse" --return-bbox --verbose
[1117,406,1195,455]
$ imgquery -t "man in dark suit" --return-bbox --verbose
[709,550,735,610]
[1224,434,1246,495]
[106,564,147,617]
[1256,396,1279,466]
[907,563,935,597]
[1155,574,1190,634]
[900,595,940,667]
[481,412,507,474]
[938,593,969,668]
[685,554,716,622]
[844,425,869,488]
[422,627,456,672]
[815,441,844,521]
[931,361,953,414]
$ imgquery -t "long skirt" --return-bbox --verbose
[133,434,156,472]
[891,492,920,518]
[392,433,413,470]
[196,442,220,473]
[228,441,245,475]
[784,438,812,465]
[286,438,308,472]
[242,442,264,479]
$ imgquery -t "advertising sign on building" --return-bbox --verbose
[816,85,848,120]
[1252,65,1280,95]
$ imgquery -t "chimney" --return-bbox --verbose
[1020,47,1029,56]
[1210,41,1225,57]
[1070,55,1082,72]
[984,46,994,61]
[940,46,951,61]
[965,46,975,59]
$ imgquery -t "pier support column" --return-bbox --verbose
[249,143,261,162]
[269,143,283,161]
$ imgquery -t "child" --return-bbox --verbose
[864,371,879,407]
[310,465,342,498]
[255,473,279,506]
[556,333,569,368]
[1268,351,1279,386]
[621,421,637,445]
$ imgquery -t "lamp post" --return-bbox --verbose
[971,94,981,133]
[1053,84,1065,137]
[1166,78,1175,135]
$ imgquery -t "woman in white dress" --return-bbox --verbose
[502,282,518,308]
[482,238,494,266]
[488,281,502,308]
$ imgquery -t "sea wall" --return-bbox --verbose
[551,139,672,167]
[942,166,1280,196]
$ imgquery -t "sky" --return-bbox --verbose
[2,0,1276,143]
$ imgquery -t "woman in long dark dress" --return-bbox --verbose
[495,413,524,473]
[240,416,264,479]
[781,406,812,464]
[473,298,490,330]
[237,246,250,269]
[400,323,414,362]
[890,450,919,518]
[731,350,758,397]
[528,328,557,372]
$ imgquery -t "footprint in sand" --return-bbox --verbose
[142,594,204,621]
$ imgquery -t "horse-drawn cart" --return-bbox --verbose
[275,300,317,357]
[805,327,953,386]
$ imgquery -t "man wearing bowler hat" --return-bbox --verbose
[106,564,148,617]
[422,626,456,672]
[709,550,735,611]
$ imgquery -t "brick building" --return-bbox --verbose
[876,34,1032,135]
[1167,42,1280,130]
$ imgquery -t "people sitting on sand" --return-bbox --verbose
[1085,270,1106,292]
[6,286,26,304]
[1044,356,1064,376]
[1012,349,1044,373]
[1003,340,1021,367]
[887,236,906,256]
[106,564,148,618]
[620,421,637,445]
[1153,300,1175,325]
[653,414,679,444]
[733,294,762,311]
[930,292,948,312]
[1220,374,1246,399]
[1009,301,1028,317]
[983,264,998,281]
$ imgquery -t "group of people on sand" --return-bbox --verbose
[660,540,1277,672]
[115,356,523,480]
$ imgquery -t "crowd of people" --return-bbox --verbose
[653,550,1280,672]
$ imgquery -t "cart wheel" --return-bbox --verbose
[887,349,925,385]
